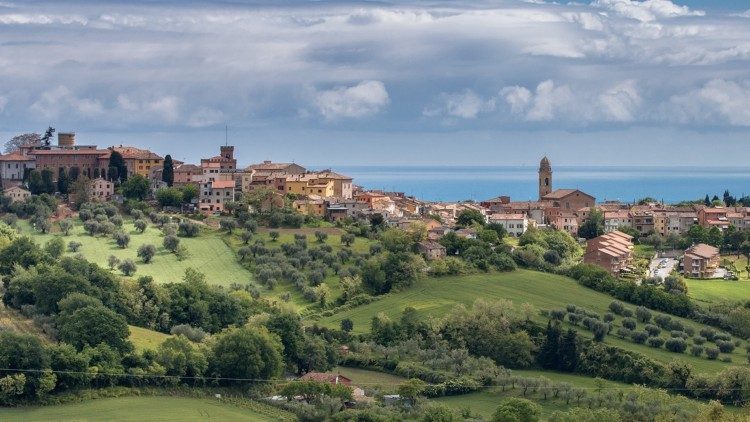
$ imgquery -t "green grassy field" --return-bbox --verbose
[0,396,293,421]
[686,255,750,305]
[18,220,252,287]
[333,366,407,393]
[316,269,747,373]
[433,370,631,418]
[128,325,171,352]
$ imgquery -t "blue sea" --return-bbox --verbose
[330,166,750,203]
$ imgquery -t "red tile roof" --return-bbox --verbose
[211,180,235,189]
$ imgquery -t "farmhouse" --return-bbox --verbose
[89,177,114,202]
[3,186,31,203]
[583,231,634,275]
[683,243,720,278]
[418,240,447,260]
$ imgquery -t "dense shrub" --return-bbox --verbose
[691,345,704,357]
[644,324,661,337]
[647,337,665,348]
[706,347,720,360]
[665,338,687,353]
[609,301,624,315]
[635,306,652,323]
[631,331,648,344]
[716,340,735,353]
[622,318,636,330]
[693,336,706,345]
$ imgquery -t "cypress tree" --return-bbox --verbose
[538,320,562,369]
[559,329,579,372]
[27,169,44,194]
[40,168,56,194]
[108,150,128,182]
[57,167,71,194]
[162,154,174,187]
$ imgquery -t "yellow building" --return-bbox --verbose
[110,146,164,178]
[293,197,327,217]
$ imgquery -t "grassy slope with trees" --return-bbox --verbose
[0,395,293,421]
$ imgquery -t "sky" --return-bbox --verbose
[0,0,749,167]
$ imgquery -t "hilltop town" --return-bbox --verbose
[1,130,750,421]
[0,131,744,282]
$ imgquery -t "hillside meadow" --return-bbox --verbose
[315,269,748,373]
[17,220,252,287]
[0,396,294,422]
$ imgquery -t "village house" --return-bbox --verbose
[683,243,720,278]
[3,186,31,203]
[418,240,447,260]
[604,210,632,233]
[698,207,731,231]
[583,231,634,275]
[314,170,354,199]
[246,161,306,178]
[488,213,530,237]
[293,196,327,217]
[89,177,114,202]
[199,179,235,213]
[150,163,202,187]
[630,207,655,235]
[0,151,35,188]
[492,200,549,226]
[109,145,163,178]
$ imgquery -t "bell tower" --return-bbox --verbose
[539,156,552,200]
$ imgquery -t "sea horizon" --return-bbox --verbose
[312,165,750,203]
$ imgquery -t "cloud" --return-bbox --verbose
[666,80,750,127]
[314,80,389,120]
[187,107,224,128]
[423,90,496,119]
[30,86,104,119]
[598,80,641,122]
[592,0,705,22]
[0,95,6,113]
[501,80,573,122]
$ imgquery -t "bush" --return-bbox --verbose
[647,337,665,348]
[635,306,652,323]
[693,336,706,345]
[716,340,735,353]
[631,331,648,344]
[670,330,688,339]
[644,324,661,337]
[705,347,720,360]
[137,244,156,263]
[113,231,130,248]
[68,241,82,252]
[565,304,577,313]
[550,309,566,321]
[591,321,608,342]
[178,221,200,237]
[616,327,633,339]
[622,318,636,330]
[700,328,716,341]
[169,324,207,342]
[163,235,180,253]
[622,309,634,318]
[608,301,624,315]
[691,345,704,357]
[118,259,137,276]
[603,312,615,323]
[654,314,672,329]
[665,338,687,353]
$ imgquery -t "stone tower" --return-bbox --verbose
[539,156,552,199]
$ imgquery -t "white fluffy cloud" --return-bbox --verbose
[314,81,389,120]
[593,0,705,22]
[667,80,750,127]
[30,86,104,119]
[598,80,642,122]
[423,90,496,119]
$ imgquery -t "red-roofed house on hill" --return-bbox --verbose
[300,372,352,386]
[683,243,720,278]
[199,179,235,213]
[109,145,164,178]
[583,231,634,275]
[0,151,35,188]
[697,207,731,231]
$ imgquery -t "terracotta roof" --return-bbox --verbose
[315,170,352,180]
[489,213,526,220]
[686,243,719,259]
[211,180,235,189]
[300,372,351,384]
[542,189,593,200]
[29,149,110,156]
[0,152,34,161]
[247,162,297,171]
[110,146,163,160]
[604,211,630,219]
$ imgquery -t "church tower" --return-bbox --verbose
[539,156,552,199]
